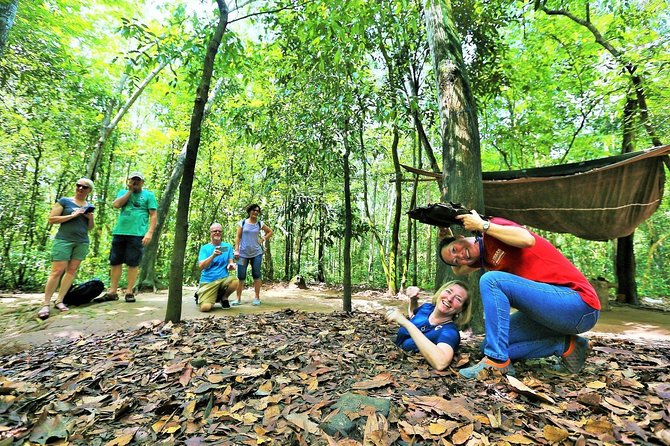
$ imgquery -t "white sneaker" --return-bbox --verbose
[252,299,261,306]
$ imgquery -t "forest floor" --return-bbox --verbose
[0,284,669,445]
[0,282,668,354]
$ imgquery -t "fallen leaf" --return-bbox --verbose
[104,433,134,446]
[451,423,473,445]
[543,425,569,442]
[652,383,670,399]
[501,433,535,444]
[29,412,69,444]
[583,418,613,435]
[507,375,556,404]
[352,372,394,390]
[179,364,193,386]
[285,412,321,434]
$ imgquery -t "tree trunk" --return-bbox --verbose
[139,78,224,291]
[540,5,663,147]
[616,236,639,305]
[264,238,274,281]
[615,93,639,304]
[402,133,420,290]
[316,200,326,282]
[283,195,294,280]
[165,0,228,323]
[87,61,168,179]
[342,119,353,312]
[0,0,17,55]
[424,0,485,332]
[388,125,402,295]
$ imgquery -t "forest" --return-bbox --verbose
[0,0,669,304]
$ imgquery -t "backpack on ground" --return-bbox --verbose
[62,278,105,306]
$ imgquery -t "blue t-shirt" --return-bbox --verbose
[55,197,90,243]
[198,242,235,284]
[395,303,461,353]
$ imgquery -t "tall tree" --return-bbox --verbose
[86,61,168,178]
[538,1,665,304]
[165,0,228,323]
[424,0,484,332]
[139,77,224,291]
[0,0,17,55]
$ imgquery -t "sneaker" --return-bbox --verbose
[252,299,261,306]
[561,335,590,374]
[459,357,515,379]
[229,299,241,306]
[221,299,230,309]
[124,293,136,303]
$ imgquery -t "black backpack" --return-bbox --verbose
[62,279,105,306]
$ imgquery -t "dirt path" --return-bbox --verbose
[1,284,669,354]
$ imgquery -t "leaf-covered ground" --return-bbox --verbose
[1,309,669,445]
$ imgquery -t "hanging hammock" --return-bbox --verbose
[402,145,670,241]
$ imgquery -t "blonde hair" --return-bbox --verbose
[431,280,472,329]
[77,178,94,191]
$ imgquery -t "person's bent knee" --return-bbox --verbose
[479,271,511,291]
[200,303,214,312]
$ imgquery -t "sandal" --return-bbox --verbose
[103,292,119,301]
[124,293,136,303]
[38,305,50,320]
[93,292,118,303]
[55,302,69,312]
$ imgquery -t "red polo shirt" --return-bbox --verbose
[483,218,600,310]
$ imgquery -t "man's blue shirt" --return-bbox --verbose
[198,242,234,284]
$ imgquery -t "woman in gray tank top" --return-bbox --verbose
[232,204,273,306]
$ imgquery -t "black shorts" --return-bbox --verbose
[109,235,144,267]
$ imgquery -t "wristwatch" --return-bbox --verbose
[482,220,490,233]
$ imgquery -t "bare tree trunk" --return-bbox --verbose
[0,0,17,55]
[402,133,419,290]
[165,0,228,323]
[264,238,274,281]
[424,0,484,332]
[283,195,294,280]
[540,4,663,147]
[615,93,639,304]
[388,125,402,295]
[87,61,168,179]
[342,118,353,312]
[316,200,326,282]
[139,78,224,291]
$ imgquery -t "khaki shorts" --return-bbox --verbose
[196,276,236,306]
[51,239,90,261]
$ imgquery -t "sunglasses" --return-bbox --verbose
[76,184,91,190]
[211,230,222,233]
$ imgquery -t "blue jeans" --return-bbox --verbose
[479,271,599,362]
[237,254,263,280]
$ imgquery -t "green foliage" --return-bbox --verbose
[0,0,668,301]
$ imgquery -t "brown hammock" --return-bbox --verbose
[402,145,670,241]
